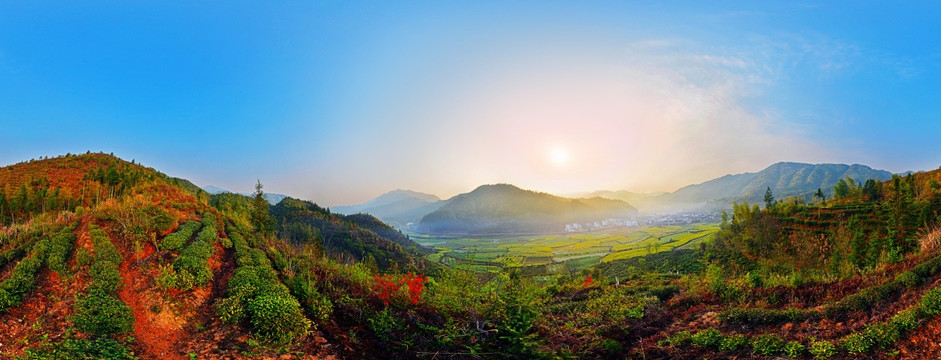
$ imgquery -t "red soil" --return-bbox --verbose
[119,242,185,360]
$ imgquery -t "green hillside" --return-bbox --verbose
[419,184,638,234]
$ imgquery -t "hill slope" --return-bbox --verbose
[0,154,431,359]
[418,184,638,234]
[648,162,894,211]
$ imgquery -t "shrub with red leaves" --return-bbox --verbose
[374,272,427,306]
[583,274,594,288]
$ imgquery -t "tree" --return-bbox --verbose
[862,179,882,202]
[814,188,826,204]
[763,187,776,210]
[251,180,274,237]
[833,179,850,199]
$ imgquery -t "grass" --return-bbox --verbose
[412,223,718,274]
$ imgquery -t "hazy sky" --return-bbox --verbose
[1,1,940,206]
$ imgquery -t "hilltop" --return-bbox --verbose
[418,184,638,235]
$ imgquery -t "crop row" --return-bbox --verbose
[664,277,941,358]
[216,225,310,344]
[720,254,941,325]
[0,234,51,312]
[73,225,134,336]
[159,220,201,251]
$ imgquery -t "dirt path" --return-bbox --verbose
[118,242,185,360]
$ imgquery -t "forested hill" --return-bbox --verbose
[419,183,637,234]
[665,162,894,209]
[269,197,434,269]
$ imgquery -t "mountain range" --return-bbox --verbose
[201,184,287,205]
[335,162,898,230]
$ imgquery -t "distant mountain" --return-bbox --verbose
[331,189,445,227]
[202,184,230,194]
[664,162,895,209]
[201,184,287,205]
[568,190,667,211]
[419,184,637,235]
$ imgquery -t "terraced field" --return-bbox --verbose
[413,223,719,273]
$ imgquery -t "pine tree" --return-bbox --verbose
[763,187,775,210]
[251,180,274,237]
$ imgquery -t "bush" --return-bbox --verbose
[691,329,723,348]
[863,323,899,349]
[247,294,311,344]
[73,289,134,336]
[24,338,135,360]
[89,260,122,293]
[159,221,200,251]
[720,307,815,325]
[291,274,333,322]
[752,334,785,356]
[661,330,691,347]
[840,332,872,354]
[46,226,77,276]
[921,286,941,315]
[784,341,805,358]
[889,307,920,332]
[808,339,837,359]
[89,226,121,264]
[719,334,749,351]
[0,239,49,312]
[648,285,680,302]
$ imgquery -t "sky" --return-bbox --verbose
[1,1,940,206]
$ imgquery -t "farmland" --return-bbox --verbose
[411,223,719,273]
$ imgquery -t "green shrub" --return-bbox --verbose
[864,323,899,349]
[719,334,749,351]
[808,339,837,359]
[840,332,872,354]
[159,221,200,251]
[784,341,805,358]
[690,329,723,348]
[648,285,680,302]
[24,338,135,360]
[921,286,941,315]
[0,240,49,312]
[752,334,785,356]
[720,307,815,325]
[89,226,121,264]
[73,289,134,336]
[247,294,311,344]
[663,331,691,347]
[46,226,76,276]
[291,274,332,322]
[889,307,920,332]
[89,260,122,293]
[896,271,920,288]
[747,271,764,288]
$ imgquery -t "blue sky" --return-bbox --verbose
[1,1,939,206]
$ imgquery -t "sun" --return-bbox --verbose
[548,146,571,167]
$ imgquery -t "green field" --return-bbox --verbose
[412,223,719,274]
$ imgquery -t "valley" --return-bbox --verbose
[412,223,719,274]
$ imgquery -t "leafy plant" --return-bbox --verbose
[784,341,805,358]
[719,334,749,351]
[690,329,723,348]
[752,333,785,356]
[808,339,837,359]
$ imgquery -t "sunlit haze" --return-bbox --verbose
[1,2,940,206]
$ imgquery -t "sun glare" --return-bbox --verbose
[548,146,571,167]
